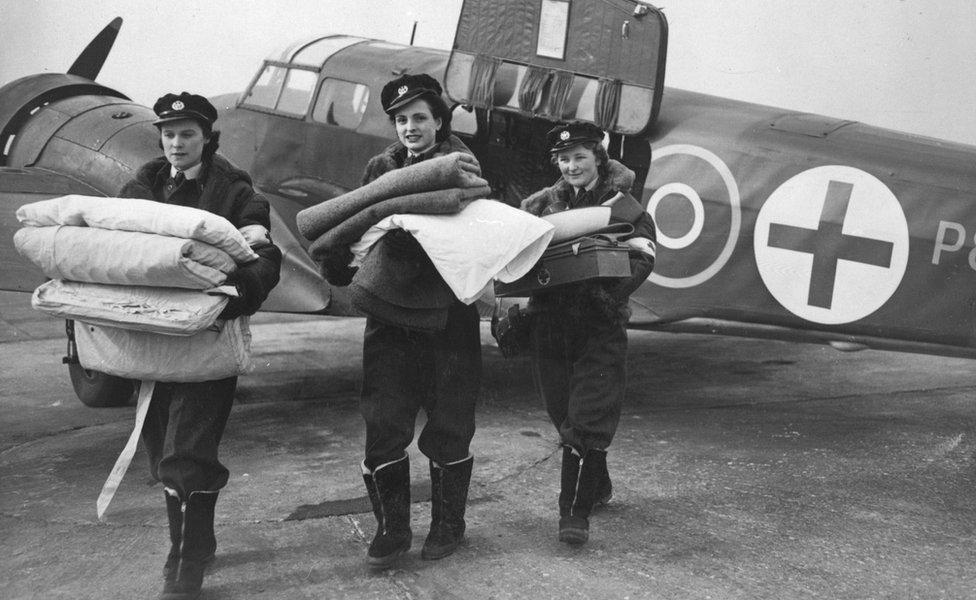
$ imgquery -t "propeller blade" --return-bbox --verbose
[67,17,122,80]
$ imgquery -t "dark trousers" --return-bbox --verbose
[361,301,481,469]
[141,377,237,498]
[530,312,627,452]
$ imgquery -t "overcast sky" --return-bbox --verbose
[2,0,974,145]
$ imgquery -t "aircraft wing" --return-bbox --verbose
[0,166,104,292]
[258,193,334,314]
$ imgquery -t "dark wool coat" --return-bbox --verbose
[521,160,656,321]
[118,154,282,318]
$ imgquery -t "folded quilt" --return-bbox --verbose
[14,226,235,289]
[307,185,490,262]
[32,279,231,335]
[352,199,555,304]
[16,195,258,264]
[296,152,487,240]
[76,317,252,382]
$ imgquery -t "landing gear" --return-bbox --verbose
[64,320,134,407]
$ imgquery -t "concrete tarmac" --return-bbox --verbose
[3,292,976,599]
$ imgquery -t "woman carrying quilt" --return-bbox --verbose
[118,91,281,600]
[324,73,482,568]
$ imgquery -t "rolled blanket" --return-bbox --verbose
[14,226,235,289]
[307,185,490,262]
[32,279,231,335]
[16,195,258,264]
[296,152,487,240]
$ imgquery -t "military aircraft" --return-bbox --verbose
[3,0,975,409]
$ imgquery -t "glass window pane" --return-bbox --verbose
[311,79,370,129]
[243,65,286,109]
[276,69,318,116]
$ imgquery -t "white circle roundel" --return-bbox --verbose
[646,144,742,289]
[754,165,909,325]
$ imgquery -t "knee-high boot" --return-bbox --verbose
[160,489,218,600]
[558,445,607,545]
[163,489,183,584]
[362,454,412,568]
[595,455,613,508]
[422,454,473,560]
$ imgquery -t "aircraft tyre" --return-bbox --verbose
[68,363,135,407]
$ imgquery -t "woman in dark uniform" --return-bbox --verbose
[324,74,481,567]
[521,121,656,546]
[118,92,281,599]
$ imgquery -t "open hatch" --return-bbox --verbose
[445,0,667,136]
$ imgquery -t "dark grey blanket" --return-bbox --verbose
[306,185,491,262]
[296,152,486,241]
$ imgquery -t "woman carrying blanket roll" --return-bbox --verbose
[324,73,481,567]
[520,121,656,547]
[117,91,281,600]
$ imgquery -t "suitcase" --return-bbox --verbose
[495,236,631,297]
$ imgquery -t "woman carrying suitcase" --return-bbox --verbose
[520,121,656,545]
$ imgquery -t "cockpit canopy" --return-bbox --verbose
[238,35,371,126]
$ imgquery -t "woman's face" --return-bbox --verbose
[160,118,208,171]
[393,98,441,154]
[555,144,600,188]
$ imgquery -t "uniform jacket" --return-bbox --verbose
[521,160,655,322]
[118,154,282,318]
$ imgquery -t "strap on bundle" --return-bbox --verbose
[96,380,154,521]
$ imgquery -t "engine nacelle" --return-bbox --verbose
[0,73,159,195]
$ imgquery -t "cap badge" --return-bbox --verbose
[397,85,409,96]
[560,130,570,141]
[171,100,185,111]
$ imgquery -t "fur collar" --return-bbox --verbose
[520,159,635,216]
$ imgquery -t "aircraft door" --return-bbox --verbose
[445,0,667,135]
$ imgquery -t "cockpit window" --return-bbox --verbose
[276,69,318,116]
[311,79,370,129]
[242,64,319,117]
[243,65,286,109]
